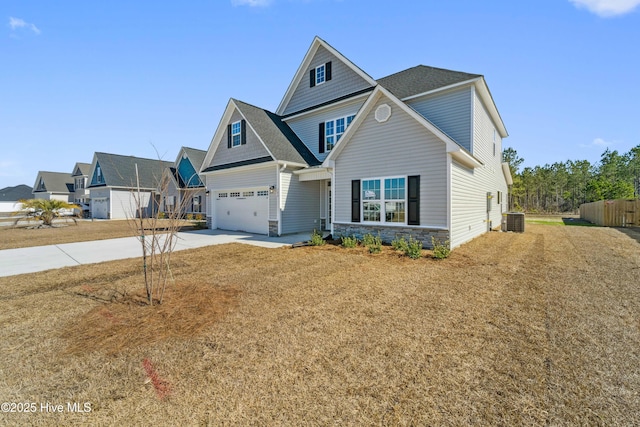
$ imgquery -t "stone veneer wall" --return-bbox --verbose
[333,223,450,249]
[206,216,212,229]
[268,220,279,237]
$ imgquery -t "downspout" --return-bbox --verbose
[327,160,335,237]
[277,163,287,236]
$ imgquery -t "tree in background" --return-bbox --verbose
[502,144,639,213]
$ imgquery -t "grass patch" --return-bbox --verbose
[0,226,639,425]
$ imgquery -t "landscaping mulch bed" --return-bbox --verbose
[0,224,638,425]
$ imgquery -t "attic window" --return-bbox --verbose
[310,61,332,87]
[231,121,242,147]
[227,120,247,148]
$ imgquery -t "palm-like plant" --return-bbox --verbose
[13,199,80,227]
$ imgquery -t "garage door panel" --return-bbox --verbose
[215,189,268,234]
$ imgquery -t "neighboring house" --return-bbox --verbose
[71,162,91,206]
[163,147,208,217]
[201,36,511,249]
[32,171,74,202]
[87,152,172,219]
[0,184,33,216]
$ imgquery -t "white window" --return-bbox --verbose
[257,190,269,197]
[231,121,242,147]
[230,192,240,198]
[362,177,406,224]
[242,191,254,197]
[315,64,325,85]
[325,114,355,151]
[218,192,228,198]
[193,195,201,212]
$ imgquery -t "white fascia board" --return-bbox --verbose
[282,91,370,122]
[473,78,508,138]
[200,99,236,173]
[276,36,377,116]
[201,100,277,173]
[502,162,513,185]
[450,147,483,169]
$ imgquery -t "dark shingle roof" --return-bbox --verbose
[33,171,74,194]
[181,147,207,172]
[0,184,33,201]
[92,153,172,189]
[233,99,320,166]
[377,65,481,99]
[72,162,92,176]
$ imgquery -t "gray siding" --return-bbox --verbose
[449,88,507,248]
[282,45,373,116]
[280,169,321,234]
[285,97,366,162]
[205,165,277,220]
[334,95,448,228]
[209,110,272,168]
[111,189,153,219]
[407,86,473,151]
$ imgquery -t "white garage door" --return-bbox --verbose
[215,189,269,234]
[92,198,109,219]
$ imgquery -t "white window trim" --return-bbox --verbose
[231,121,242,147]
[361,175,407,225]
[325,114,355,152]
[315,64,326,86]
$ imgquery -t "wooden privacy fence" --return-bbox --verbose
[580,199,640,227]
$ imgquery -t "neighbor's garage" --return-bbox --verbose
[215,188,269,234]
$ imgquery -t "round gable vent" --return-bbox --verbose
[375,103,391,123]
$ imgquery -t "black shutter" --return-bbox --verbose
[326,61,332,81]
[408,175,420,225]
[318,122,325,154]
[309,69,316,87]
[351,180,361,223]
[227,124,232,149]
[241,120,247,145]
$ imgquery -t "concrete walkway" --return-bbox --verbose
[0,229,310,277]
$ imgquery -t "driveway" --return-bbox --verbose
[0,229,310,277]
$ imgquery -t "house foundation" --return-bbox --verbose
[333,223,450,249]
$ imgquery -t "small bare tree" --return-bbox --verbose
[127,162,193,305]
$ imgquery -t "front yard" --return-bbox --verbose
[0,224,638,425]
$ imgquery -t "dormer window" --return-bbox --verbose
[309,61,332,87]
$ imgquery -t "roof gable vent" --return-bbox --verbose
[375,103,391,123]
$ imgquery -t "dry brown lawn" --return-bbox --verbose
[0,219,197,250]
[0,224,638,425]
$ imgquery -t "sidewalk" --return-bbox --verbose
[0,229,309,277]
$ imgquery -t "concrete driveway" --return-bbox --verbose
[0,229,310,277]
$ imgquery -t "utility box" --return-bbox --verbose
[503,212,525,232]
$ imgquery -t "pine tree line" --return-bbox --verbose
[502,145,640,213]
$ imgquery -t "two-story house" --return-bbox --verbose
[201,37,511,249]
[163,146,208,217]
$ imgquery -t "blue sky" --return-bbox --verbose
[1,0,639,189]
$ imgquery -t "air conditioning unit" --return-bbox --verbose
[502,212,525,232]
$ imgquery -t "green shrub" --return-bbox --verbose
[341,235,358,248]
[309,229,325,246]
[186,213,194,221]
[431,237,451,259]
[362,233,382,254]
[194,213,203,221]
[157,211,166,219]
[391,236,408,252]
[405,237,423,259]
